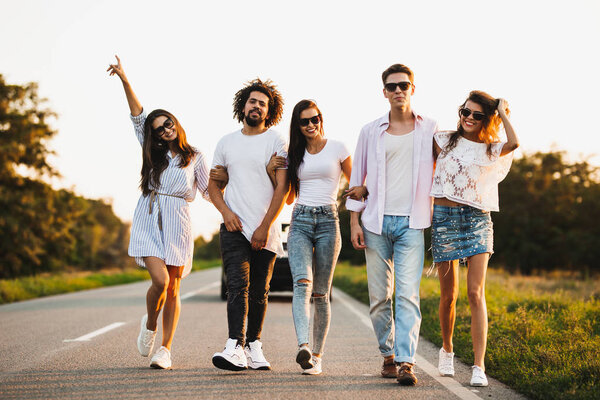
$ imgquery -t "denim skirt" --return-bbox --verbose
[431,204,494,262]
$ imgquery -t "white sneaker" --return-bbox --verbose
[244,340,271,370]
[296,344,314,370]
[302,356,322,375]
[470,365,488,387]
[212,338,248,371]
[137,314,156,357]
[438,347,455,377]
[150,346,172,369]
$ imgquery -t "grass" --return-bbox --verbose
[332,261,600,400]
[0,258,221,305]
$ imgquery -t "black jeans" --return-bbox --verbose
[219,224,276,346]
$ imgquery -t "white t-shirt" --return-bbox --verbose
[296,139,350,206]
[383,131,414,216]
[212,129,288,255]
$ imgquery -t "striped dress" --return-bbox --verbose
[127,110,210,278]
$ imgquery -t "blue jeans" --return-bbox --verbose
[363,215,424,364]
[288,204,341,355]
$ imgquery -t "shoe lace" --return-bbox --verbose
[399,364,413,373]
[440,355,453,368]
[142,330,155,347]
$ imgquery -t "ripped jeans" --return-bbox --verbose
[287,204,341,355]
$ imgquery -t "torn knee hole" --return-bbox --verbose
[312,293,326,298]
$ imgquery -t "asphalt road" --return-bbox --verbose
[0,267,527,400]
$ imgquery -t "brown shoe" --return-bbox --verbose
[396,362,417,386]
[381,359,398,378]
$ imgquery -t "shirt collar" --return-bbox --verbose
[378,109,424,128]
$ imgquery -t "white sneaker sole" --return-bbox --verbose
[150,360,171,369]
[302,368,322,375]
[470,381,488,387]
[439,370,455,377]
[212,354,247,371]
[247,360,271,370]
[296,348,313,370]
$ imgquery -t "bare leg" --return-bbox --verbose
[143,257,169,331]
[161,265,183,350]
[437,260,459,353]
[467,253,489,370]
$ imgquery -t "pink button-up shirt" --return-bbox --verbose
[345,111,437,233]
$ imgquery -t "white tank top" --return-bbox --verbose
[384,131,413,215]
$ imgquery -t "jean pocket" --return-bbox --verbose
[432,212,449,225]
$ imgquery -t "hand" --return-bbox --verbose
[106,55,128,83]
[344,185,368,200]
[351,224,367,250]
[497,98,509,117]
[222,209,242,232]
[210,165,229,184]
[266,152,287,175]
[251,224,269,251]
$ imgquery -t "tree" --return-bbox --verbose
[0,75,129,279]
[494,151,600,274]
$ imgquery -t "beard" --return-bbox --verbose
[244,109,266,127]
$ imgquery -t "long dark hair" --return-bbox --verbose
[140,109,196,196]
[442,90,508,159]
[288,100,323,197]
[232,78,284,128]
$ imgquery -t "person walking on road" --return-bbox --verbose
[107,56,211,369]
[431,91,519,387]
[345,64,438,386]
[282,100,352,375]
[208,79,288,371]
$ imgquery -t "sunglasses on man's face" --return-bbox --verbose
[299,115,321,127]
[384,81,412,92]
[459,108,486,121]
[152,118,174,136]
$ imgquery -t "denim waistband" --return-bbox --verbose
[293,204,338,214]
[433,204,487,215]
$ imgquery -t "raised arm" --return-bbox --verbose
[107,55,143,117]
[497,99,519,156]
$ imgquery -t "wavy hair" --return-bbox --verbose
[288,100,323,197]
[232,78,284,128]
[140,109,196,196]
[442,90,509,158]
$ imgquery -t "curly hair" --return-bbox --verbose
[441,90,509,159]
[232,78,284,128]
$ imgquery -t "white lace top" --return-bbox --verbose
[431,131,513,211]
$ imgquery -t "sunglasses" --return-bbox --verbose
[384,81,412,92]
[152,118,174,136]
[459,108,486,121]
[299,115,321,127]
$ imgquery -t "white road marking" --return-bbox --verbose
[62,281,220,343]
[334,288,483,400]
[181,280,220,300]
[63,322,126,342]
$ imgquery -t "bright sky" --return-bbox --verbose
[2,0,599,239]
